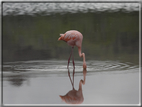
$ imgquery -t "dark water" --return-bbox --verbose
[2,2,140,105]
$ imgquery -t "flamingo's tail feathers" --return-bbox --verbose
[60,34,64,36]
[58,37,62,41]
[59,95,65,101]
[58,34,65,41]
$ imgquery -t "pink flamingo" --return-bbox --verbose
[58,30,87,86]
[58,30,87,69]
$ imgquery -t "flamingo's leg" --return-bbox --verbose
[67,47,74,89]
[67,47,73,69]
[67,68,74,88]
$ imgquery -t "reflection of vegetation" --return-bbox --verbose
[3,11,139,64]
[8,75,26,86]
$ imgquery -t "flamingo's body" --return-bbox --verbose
[58,30,83,48]
[58,30,87,69]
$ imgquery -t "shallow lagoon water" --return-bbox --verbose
[2,1,140,105]
[2,60,139,105]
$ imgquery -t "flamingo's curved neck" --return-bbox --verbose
[78,47,86,64]
[79,80,83,91]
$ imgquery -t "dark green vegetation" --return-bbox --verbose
[2,11,139,64]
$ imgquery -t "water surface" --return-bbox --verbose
[2,60,139,105]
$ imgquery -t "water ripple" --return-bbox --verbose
[2,60,139,77]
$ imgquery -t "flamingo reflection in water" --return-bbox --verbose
[59,68,87,104]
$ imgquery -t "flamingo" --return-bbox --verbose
[58,30,87,86]
[58,30,87,69]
